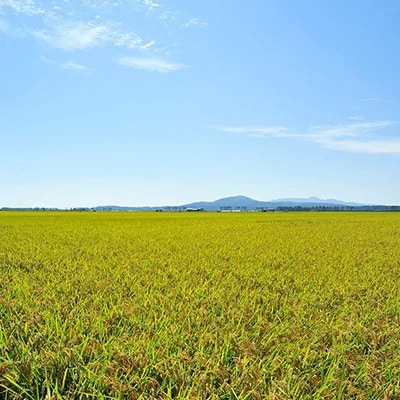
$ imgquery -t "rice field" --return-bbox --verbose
[0,211,399,399]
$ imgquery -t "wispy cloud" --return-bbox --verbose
[185,18,207,28]
[141,39,156,49]
[307,121,393,139]
[216,126,290,138]
[117,56,185,72]
[1,0,201,70]
[322,139,400,154]
[141,0,160,10]
[0,0,191,50]
[34,21,110,50]
[40,56,91,72]
[157,10,174,21]
[0,0,46,16]
[0,1,150,51]
[216,121,400,154]
[33,19,144,50]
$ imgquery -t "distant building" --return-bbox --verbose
[220,205,247,212]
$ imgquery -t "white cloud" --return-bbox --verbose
[217,126,290,138]
[60,61,92,72]
[157,10,174,20]
[141,39,155,49]
[33,21,110,50]
[216,121,400,154]
[141,0,160,9]
[307,121,394,139]
[0,0,46,15]
[323,139,400,154]
[33,19,144,50]
[0,0,201,70]
[40,56,92,72]
[0,0,164,52]
[185,18,207,28]
[117,56,184,72]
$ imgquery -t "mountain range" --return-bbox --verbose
[96,195,371,211]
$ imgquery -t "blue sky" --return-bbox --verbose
[1,0,400,207]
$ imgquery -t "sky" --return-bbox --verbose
[1,0,400,207]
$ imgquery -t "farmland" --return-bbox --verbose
[0,212,399,399]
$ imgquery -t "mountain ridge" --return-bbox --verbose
[269,196,365,207]
[95,195,374,211]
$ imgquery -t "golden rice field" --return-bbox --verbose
[0,211,399,399]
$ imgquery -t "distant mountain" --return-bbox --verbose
[95,195,372,211]
[269,196,366,207]
[2,196,397,212]
[182,196,264,210]
[181,195,367,210]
